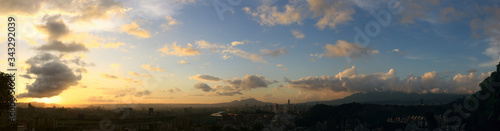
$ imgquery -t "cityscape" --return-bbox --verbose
[2,0,500,130]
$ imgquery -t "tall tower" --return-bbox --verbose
[288,99,290,105]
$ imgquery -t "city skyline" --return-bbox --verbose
[1,0,500,105]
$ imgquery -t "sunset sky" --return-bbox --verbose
[1,0,500,105]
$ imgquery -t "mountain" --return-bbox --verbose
[215,98,273,106]
[305,92,468,105]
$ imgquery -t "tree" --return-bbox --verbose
[0,71,14,111]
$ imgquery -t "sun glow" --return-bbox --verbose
[33,96,61,104]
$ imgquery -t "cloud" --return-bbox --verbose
[192,75,277,96]
[243,0,304,26]
[0,0,44,15]
[324,40,378,58]
[194,83,213,92]
[36,40,88,53]
[276,64,284,67]
[167,87,182,93]
[18,53,82,98]
[161,16,182,31]
[195,40,267,63]
[178,60,190,64]
[473,6,500,67]
[159,42,201,56]
[291,29,305,39]
[128,71,153,77]
[122,22,150,38]
[73,0,126,22]
[307,0,355,30]
[141,64,165,72]
[467,69,477,73]
[281,68,289,71]
[439,6,465,22]
[286,66,491,94]
[231,40,249,46]
[222,47,267,63]
[36,15,70,40]
[134,90,152,97]
[101,73,119,79]
[398,0,440,24]
[101,42,126,48]
[392,49,400,52]
[261,47,288,57]
[88,96,114,102]
[190,74,222,82]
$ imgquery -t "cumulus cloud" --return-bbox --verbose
[324,40,378,58]
[261,47,288,57]
[243,0,304,26]
[161,15,182,31]
[307,0,355,30]
[34,16,89,53]
[122,22,151,38]
[141,64,165,72]
[189,74,222,82]
[18,53,82,98]
[291,29,305,39]
[286,66,491,95]
[193,75,277,96]
[36,15,70,40]
[159,42,201,56]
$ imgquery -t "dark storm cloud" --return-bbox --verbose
[19,53,82,98]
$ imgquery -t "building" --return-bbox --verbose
[149,108,154,116]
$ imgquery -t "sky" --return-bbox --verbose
[1,0,500,105]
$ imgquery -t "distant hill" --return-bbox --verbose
[296,103,453,129]
[305,92,468,105]
[215,98,273,106]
